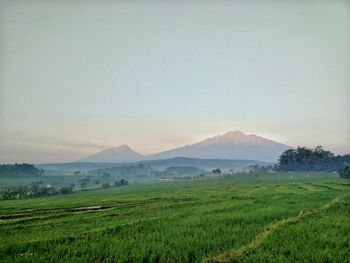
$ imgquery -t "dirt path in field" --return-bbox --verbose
[208,196,344,263]
[0,197,195,222]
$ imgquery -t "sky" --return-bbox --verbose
[0,0,349,163]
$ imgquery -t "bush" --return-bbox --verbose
[59,185,74,194]
[114,179,128,186]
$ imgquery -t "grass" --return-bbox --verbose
[0,172,349,262]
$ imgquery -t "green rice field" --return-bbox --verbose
[0,172,349,262]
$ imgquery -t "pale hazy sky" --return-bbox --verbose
[0,0,349,163]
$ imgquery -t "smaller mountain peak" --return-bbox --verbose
[78,144,144,162]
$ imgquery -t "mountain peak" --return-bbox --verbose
[112,144,131,150]
[198,130,248,146]
[78,144,144,163]
[221,130,246,138]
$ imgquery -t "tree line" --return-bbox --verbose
[277,146,350,176]
[0,163,43,177]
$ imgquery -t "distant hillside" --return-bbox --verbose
[137,157,270,171]
[36,162,120,174]
[38,157,270,175]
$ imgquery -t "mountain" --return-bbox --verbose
[78,131,292,163]
[79,144,144,163]
[148,131,291,162]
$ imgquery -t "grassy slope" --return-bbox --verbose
[0,172,349,262]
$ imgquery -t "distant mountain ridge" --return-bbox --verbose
[38,157,271,174]
[78,131,292,163]
[135,157,270,170]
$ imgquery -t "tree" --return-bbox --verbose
[114,179,128,186]
[78,176,90,188]
[338,166,350,178]
[212,168,221,174]
[59,185,74,194]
